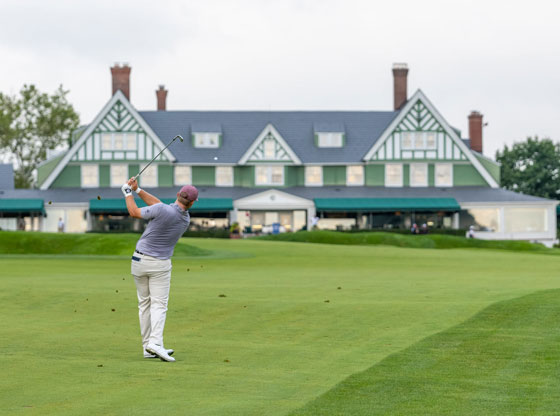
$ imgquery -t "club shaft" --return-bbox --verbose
[134,135,183,180]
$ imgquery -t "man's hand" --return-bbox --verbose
[128,177,139,191]
[121,183,133,198]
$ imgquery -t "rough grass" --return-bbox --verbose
[259,230,555,253]
[1,238,560,415]
[290,289,560,415]
[0,231,210,257]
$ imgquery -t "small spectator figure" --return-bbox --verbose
[311,215,320,230]
[411,223,419,234]
[58,217,65,233]
[17,218,26,231]
[421,223,428,234]
[467,225,475,239]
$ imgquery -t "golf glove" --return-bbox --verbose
[121,183,133,198]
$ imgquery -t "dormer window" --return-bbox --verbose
[317,133,344,148]
[314,122,345,148]
[193,133,220,148]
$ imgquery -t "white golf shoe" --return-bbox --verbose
[145,343,176,362]
[144,347,174,359]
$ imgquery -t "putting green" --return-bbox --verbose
[1,237,559,415]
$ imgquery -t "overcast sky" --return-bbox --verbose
[1,0,559,159]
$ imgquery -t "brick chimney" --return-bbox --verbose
[392,63,408,110]
[111,63,131,100]
[468,111,483,153]
[156,85,168,111]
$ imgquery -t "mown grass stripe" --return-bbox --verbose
[290,289,560,415]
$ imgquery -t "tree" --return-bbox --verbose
[0,84,80,188]
[496,137,560,199]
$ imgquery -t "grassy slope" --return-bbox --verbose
[1,238,559,415]
[0,231,209,257]
[259,230,556,253]
[290,289,560,415]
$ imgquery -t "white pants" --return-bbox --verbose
[131,252,172,348]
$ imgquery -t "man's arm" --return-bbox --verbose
[128,177,161,206]
[122,184,142,218]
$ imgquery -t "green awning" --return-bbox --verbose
[314,198,461,212]
[187,198,233,212]
[0,199,45,214]
[89,198,233,213]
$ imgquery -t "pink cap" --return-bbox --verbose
[178,185,199,201]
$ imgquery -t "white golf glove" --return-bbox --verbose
[121,183,133,198]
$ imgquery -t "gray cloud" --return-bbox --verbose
[1,0,559,158]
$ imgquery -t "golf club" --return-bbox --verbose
[134,135,184,180]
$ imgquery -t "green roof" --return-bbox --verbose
[89,198,233,213]
[0,199,45,214]
[314,198,460,212]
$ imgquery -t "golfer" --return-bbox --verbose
[121,178,198,362]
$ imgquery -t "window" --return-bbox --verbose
[194,133,220,148]
[463,208,500,232]
[126,133,137,150]
[140,164,158,187]
[414,132,424,149]
[111,164,128,187]
[426,133,436,149]
[505,208,547,233]
[102,134,112,150]
[317,133,343,148]
[410,163,428,187]
[305,166,322,186]
[401,132,413,150]
[435,163,452,187]
[174,166,192,185]
[402,132,437,150]
[346,165,364,186]
[81,164,99,188]
[113,134,124,150]
[264,139,275,159]
[255,165,284,185]
[385,164,403,187]
[101,133,137,150]
[216,166,234,187]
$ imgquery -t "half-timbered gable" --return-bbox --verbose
[40,91,175,190]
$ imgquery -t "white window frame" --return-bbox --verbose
[216,166,234,187]
[384,163,403,187]
[81,164,99,188]
[174,165,192,186]
[346,165,364,186]
[305,166,323,187]
[435,163,453,187]
[410,163,428,187]
[140,164,158,187]
[110,164,128,188]
[255,165,284,186]
[317,132,344,148]
[193,133,220,148]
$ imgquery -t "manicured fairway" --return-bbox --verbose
[1,236,560,415]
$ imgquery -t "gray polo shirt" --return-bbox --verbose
[135,202,191,260]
